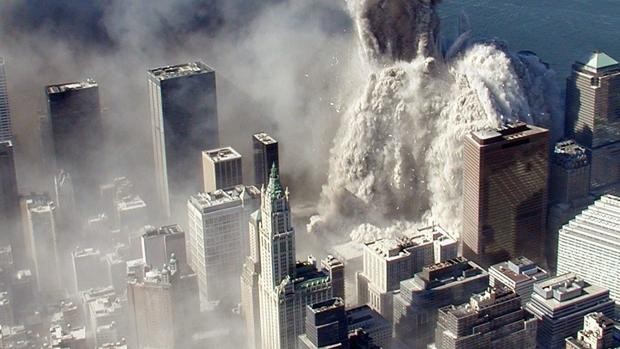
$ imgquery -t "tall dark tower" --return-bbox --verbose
[0,141,18,247]
[565,51,620,188]
[148,62,219,217]
[45,79,103,205]
[462,122,549,268]
[0,57,13,143]
[253,132,279,188]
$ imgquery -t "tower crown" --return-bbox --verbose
[267,163,283,198]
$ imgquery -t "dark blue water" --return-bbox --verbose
[439,0,620,84]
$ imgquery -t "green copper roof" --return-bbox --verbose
[581,51,619,70]
[267,164,283,198]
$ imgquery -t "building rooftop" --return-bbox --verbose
[577,51,620,72]
[440,286,517,318]
[364,225,456,260]
[308,298,345,314]
[117,195,146,211]
[203,147,241,163]
[489,256,548,284]
[405,257,486,291]
[553,140,590,169]
[148,61,214,80]
[142,224,184,239]
[531,273,609,310]
[560,195,620,250]
[73,247,100,259]
[189,185,260,211]
[470,121,548,145]
[346,305,390,330]
[253,132,277,145]
[46,79,97,95]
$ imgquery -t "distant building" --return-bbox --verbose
[356,225,457,320]
[565,51,620,188]
[393,257,489,349]
[557,195,620,313]
[322,255,345,302]
[0,141,18,249]
[565,312,615,349]
[548,140,593,270]
[462,122,549,267]
[104,247,128,293]
[188,185,259,308]
[346,305,391,349]
[202,147,243,193]
[298,298,348,349]
[20,193,62,297]
[526,273,615,349]
[148,62,219,217]
[0,57,12,143]
[49,324,87,349]
[140,224,187,271]
[435,287,537,349]
[253,132,279,187]
[45,79,103,204]
[72,248,107,295]
[258,167,333,349]
[85,290,126,348]
[53,170,77,229]
[488,256,549,305]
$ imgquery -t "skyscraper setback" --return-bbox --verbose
[0,57,13,143]
[148,62,219,217]
[462,122,549,267]
[253,133,279,188]
[45,79,103,204]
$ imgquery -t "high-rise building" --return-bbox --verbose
[53,170,76,228]
[0,57,13,143]
[435,287,538,349]
[565,51,620,188]
[298,298,348,349]
[71,248,107,295]
[462,122,549,267]
[104,248,127,293]
[557,195,620,312]
[356,225,457,320]
[258,166,333,349]
[188,185,260,308]
[84,289,126,348]
[322,255,345,302]
[241,209,263,349]
[202,147,243,193]
[547,140,593,271]
[565,312,615,349]
[345,305,392,349]
[45,79,103,204]
[127,234,199,349]
[20,193,62,297]
[140,224,187,271]
[393,257,489,349]
[526,273,615,349]
[0,141,18,248]
[148,62,219,217]
[488,256,549,305]
[253,132,279,187]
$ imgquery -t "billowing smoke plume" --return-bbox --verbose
[309,0,562,242]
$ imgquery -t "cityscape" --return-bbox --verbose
[0,1,620,349]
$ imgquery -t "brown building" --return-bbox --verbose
[462,122,549,267]
[0,141,18,249]
[565,51,620,188]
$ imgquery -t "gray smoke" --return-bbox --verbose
[309,0,563,243]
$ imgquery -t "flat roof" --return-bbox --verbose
[365,225,456,260]
[189,185,259,210]
[148,61,214,80]
[253,132,277,145]
[470,122,548,145]
[46,79,97,94]
[203,147,241,163]
[142,224,184,238]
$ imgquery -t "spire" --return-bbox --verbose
[267,163,283,197]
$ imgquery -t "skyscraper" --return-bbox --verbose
[488,256,549,305]
[148,62,219,217]
[20,193,62,297]
[202,147,243,193]
[322,255,345,301]
[140,224,187,271]
[72,247,107,295]
[356,225,457,320]
[557,195,620,311]
[435,287,537,349]
[393,257,489,349]
[253,132,279,188]
[46,79,103,204]
[187,185,260,308]
[462,122,549,267]
[526,273,615,349]
[0,57,13,143]
[565,51,620,188]
[258,166,333,349]
[298,298,349,349]
[241,209,263,349]
[0,141,18,248]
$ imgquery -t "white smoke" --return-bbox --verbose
[309,0,562,242]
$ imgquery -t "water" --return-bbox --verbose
[439,0,620,84]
